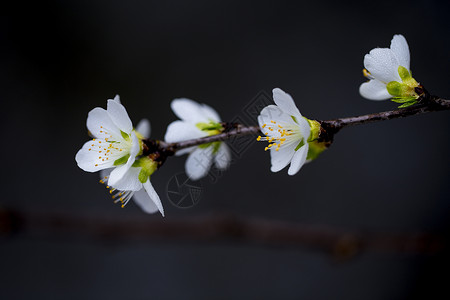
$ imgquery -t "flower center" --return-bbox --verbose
[88,126,132,167]
[257,120,300,152]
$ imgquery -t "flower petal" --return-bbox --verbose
[258,105,296,137]
[359,80,391,100]
[364,48,401,83]
[164,120,205,143]
[390,34,410,71]
[185,147,213,180]
[200,103,221,122]
[112,94,121,104]
[107,99,133,133]
[142,179,165,216]
[272,88,302,118]
[175,146,196,156]
[136,119,151,139]
[132,189,159,214]
[109,167,143,191]
[171,98,209,123]
[107,132,140,187]
[269,142,296,172]
[288,144,308,176]
[75,139,116,172]
[296,116,311,142]
[87,107,121,139]
[214,143,231,170]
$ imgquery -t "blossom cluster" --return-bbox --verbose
[76,34,419,215]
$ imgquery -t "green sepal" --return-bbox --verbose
[398,66,412,81]
[133,157,158,183]
[397,101,418,108]
[196,121,224,136]
[294,139,305,151]
[306,141,328,161]
[113,154,130,166]
[120,130,131,142]
[306,119,321,142]
[391,96,417,103]
[387,81,402,97]
[198,141,221,154]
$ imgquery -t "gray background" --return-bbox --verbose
[1,0,450,299]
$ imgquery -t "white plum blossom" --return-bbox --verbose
[360,34,420,105]
[257,88,312,176]
[75,95,164,215]
[164,98,231,180]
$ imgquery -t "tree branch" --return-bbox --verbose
[319,97,450,141]
[143,95,449,156]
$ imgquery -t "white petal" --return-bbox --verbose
[214,143,231,170]
[359,80,392,100]
[87,107,121,139]
[75,140,116,172]
[112,95,121,104]
[272,88,302,117]
[143,179,165,216]
[390,34,410,70]
[288,145,308,176]
[107,99,133,133]
[364,48,400,83]
[200,103,222,122]
[109,167,143,191]
[136,119,151,138]
[171,98,209,122]
[132,189,159,214]
[185,147,213,180]
[164,120,205,143]
[107,132,140,187]
[99,168,113,180]
[175,146,196,156]
[269,143,296,172]
[296,117,311,142]
[258,105,296,136]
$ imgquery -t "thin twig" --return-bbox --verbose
[147,96,450,154]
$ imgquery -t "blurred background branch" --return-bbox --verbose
[0,207,443,261]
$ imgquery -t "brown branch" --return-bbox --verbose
[319,97,450,141]
[0,208,443,259]
[143,95,450,156]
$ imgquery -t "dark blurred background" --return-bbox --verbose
[1,0,450,299]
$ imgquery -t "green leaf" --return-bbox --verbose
[113,154,130,166]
